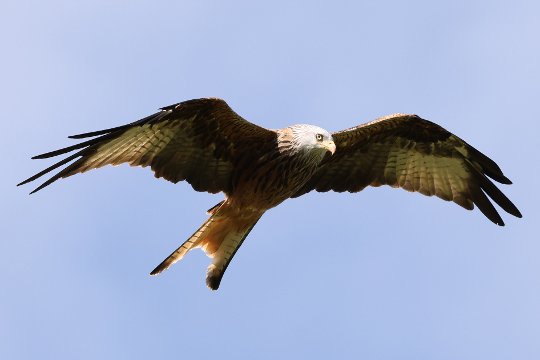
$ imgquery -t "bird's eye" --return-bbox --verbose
[315,134,324,142]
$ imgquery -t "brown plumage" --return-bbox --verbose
[18,98,521,290]
[293,114,521,225]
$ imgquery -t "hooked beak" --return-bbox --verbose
[323,140,336,155]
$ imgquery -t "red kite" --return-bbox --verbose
[19,98,521,289]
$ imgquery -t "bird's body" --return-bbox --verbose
[150,123,336,288]
[19,98,521,290]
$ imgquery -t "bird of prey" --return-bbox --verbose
[18,98,522,290]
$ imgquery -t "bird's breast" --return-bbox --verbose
[229,151,322,210]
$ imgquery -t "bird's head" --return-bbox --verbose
[279,124,336,158]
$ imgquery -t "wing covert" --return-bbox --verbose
[18,98,277,194]
[293,114,521,225]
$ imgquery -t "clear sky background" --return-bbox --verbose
[2,1,539,359]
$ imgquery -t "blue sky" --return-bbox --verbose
[2,1,539,359]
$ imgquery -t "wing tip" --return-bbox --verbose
[489,212,505,227]
[27,181,51,194]
[511,208,523,219]
[32,153,51,160]
[17,175,44,190]
[497,175,512,185]
[16,180,43,194]
[15,181,39,195]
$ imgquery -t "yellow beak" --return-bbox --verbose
[323,140,336,155]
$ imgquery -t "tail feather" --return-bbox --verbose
[151,203,263,290]
[205,218,260,290]
[150,215,217,276]
[206,200,224,215]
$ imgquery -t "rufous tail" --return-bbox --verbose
[150,203,262,290]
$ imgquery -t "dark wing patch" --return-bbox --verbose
[293,114,521,225]
[19,98,277,194]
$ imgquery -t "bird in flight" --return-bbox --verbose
[18,98,522,290]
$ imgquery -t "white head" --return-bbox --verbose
[278,124,336,158]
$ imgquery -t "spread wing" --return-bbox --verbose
[18,98,277,194]
[293,114,522,225]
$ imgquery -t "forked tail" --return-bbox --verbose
[150,204,262,290]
